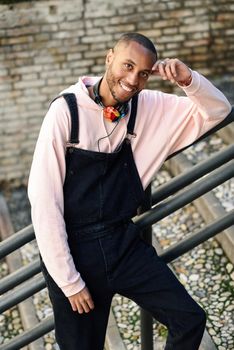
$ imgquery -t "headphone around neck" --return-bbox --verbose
[93,78,129,122]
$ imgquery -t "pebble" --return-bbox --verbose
[212,284,220,292]
[119,323,128,329]
[219,296,228,302]
[213,336,221,345]
[209,328,216,335]
[226,305,234,312]
[184,258,194,266]
[189,274,199,281]
[179,273,188,284]
[194,263,203,269]
[226,263,233,273]
[221,292,232,297]
[209,315,220,321]
[215,248,223,256]
[213,322,223,328]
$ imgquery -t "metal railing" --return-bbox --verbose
[0,107,233,350]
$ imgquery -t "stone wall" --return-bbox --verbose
[0,0,233,185]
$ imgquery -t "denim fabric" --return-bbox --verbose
[41,221,206,350]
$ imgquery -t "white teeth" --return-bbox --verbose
[120,82,132,92]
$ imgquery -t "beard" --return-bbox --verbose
[105,63,139,104]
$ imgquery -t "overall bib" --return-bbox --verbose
[41,94,206,350]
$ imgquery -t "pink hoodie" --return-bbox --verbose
[28,71,231,297]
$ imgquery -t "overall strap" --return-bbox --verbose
[63,93,79,144]
[127,94,138,135]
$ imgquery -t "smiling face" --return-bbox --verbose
[100,40,157,106]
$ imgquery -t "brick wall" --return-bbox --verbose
[0,0,233,185]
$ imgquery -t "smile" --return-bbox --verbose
[119,81,134,92]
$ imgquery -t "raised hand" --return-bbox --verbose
[152,58,192,86]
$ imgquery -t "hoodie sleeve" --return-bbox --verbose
[165,70,232,156]
[28,97,86,297]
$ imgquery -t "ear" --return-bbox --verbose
[105,49,114,66]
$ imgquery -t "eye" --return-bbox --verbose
[124,63,133,70]
[140,72,149,79]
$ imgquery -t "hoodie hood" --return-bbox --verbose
[60,76,102,110]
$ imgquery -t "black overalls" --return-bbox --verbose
[41,94,206,350]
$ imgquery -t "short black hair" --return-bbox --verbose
[116,32,157,59]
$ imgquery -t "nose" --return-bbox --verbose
[126,72,138,87]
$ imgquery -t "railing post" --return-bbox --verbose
[139,185,154,350]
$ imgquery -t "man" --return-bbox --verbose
[28,32,231,349]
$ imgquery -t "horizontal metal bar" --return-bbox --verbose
[135,160,234,229]
[0,315,54,350]
[152,144,234,205]
[0,274,46,314]
[0,259,41,294]
[0,224,35,260]
[160,210,234,263]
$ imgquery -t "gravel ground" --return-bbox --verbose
[0,132,233,349]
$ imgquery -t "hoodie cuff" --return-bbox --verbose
[60,277,86,297]
[177,70,201,95]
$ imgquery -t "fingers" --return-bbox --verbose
[163,59,176,83]
[86,295,95,311]
[152,58,190,84]
[70,299,91,314]
[78,300,90,314]
[68,287,95,314]
[153,58,177,83]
